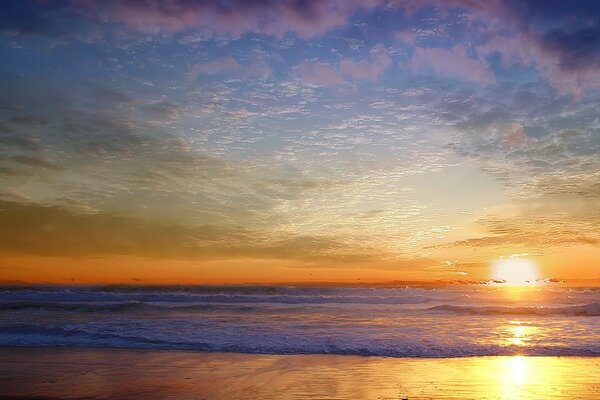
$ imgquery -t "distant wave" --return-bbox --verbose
[0,301,259,313]
[427,302,600,316]
[1,324,598,357]
[0,288,452,305]
[3,300,599,316]
[1,286,597,306]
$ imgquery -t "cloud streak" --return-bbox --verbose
[75,0,384,37]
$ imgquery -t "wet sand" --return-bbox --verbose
[1,347,599,399]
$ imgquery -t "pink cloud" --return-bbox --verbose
[395,30,416,45]
[295,45,392,86]
[74,0,385,38]
[73,0,599,98]
[262,0,381,39]
[399,0,600,98]
[478,35,599,100]
[502,122,529,147]
[187,57,241,81]
[389,0,505,16]
[340,44,392,81]
[188,59,273,82]
[409,45,494,83]
[294,61,344,86]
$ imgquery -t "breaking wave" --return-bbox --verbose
[2,300,599,316]
[1,323,599,357]
[1,286,598,358]
[427,302,600,316]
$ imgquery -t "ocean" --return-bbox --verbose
[1,285,598,357]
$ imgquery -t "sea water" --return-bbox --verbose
[0,285,598,357]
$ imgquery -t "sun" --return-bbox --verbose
[491,258,539,286]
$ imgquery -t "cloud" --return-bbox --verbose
[4,154,61,172]
[502,122,528,147]
[74,0,384,38]
[440,214,600,250]
[294,45,392,85]
[243,63,273,78]
[0,134,44,152]
[541,28,600,72]
[403,0,599,97]
[187,57,241,81]
[187,58,273,82]
[2,0,599,280]
[340,44,392,82]
[0,200,383,263]
[294,60,344,86]
[469,1,600,99]
[409,45,494,83]
[395,30,416,45]
[140,100,180,122]
[93,86,133,104]
[10,1,598,99]
[10,114,48,126]
[479,33,600,100]
[431,80,599,201]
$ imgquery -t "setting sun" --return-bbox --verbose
[491,258,540,286]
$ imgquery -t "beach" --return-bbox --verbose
[1,286,598,398]
[1,347,599,399]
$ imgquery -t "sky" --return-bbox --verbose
[0,0,599,285]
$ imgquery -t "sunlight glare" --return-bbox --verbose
[491,258,539,286]
[511,356,526,386]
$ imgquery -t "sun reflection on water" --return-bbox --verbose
[511,355,526,387]
[506,321,536,346]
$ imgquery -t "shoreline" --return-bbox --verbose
[2,347,599,399]
[2,344,600,359]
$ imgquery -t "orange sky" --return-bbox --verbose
[1,245,599,286]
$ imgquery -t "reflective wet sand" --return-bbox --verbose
[1,347,599,399]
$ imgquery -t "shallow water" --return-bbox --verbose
[0,285,598,357]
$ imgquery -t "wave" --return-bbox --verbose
[2,286,597,307]
[0,301,260,313]
[0,290,449,305]
[427,302,600,316]
[1,287,597,359]
[1,324,598,357]
[3,300,598,316]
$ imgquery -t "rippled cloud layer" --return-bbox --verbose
[1,0,598,284]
